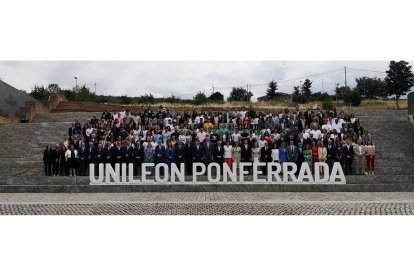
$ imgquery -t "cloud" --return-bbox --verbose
[0,60,409,101]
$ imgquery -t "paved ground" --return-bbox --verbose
[1,192,414,215]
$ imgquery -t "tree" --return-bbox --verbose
[355,76,387,99]
[46,83,61,94]
[194,91,208,105]
[335,85,351,100]
[302,79,313,99]
[266,80,278,100]
[227,87,253,102]
[30,85,50,101]
[343,89,362,106]
[209,91,224,103]
[385,60,414,109]
[292,86,306,103]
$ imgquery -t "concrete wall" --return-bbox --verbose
[0,80,37,115]
[408,92,414,115]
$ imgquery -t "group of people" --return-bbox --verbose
[42,106,376,177]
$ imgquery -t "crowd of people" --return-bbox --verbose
[42,106,376,178]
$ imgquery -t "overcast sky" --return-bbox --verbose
[0,61,409,101]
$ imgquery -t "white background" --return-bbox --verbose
[1,0,414,275]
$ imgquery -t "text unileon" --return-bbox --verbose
[89,162,346,185]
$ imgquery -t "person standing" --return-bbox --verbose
[260,141,272,174]
[214,140,225,169]
[318,141,327,175]
[43,145,53,176]
[65,144,79,177]
[232,141,242,172]
[134,141,144,176]
[365,140,376,175]
[326,139,336,174]
[241,139,252,174]
[304,144,313,172]
[252,141,261,163]
[311,140,319,175]
[52,144,60,176]
[166,141,175,175]
[353,138,366,175]
[343,138,354,175]
[286,140,298,163]
[203,137,214,167]
[279,142,288,166]
[185,140,193,176]
[223,140,233,168]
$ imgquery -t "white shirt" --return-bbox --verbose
[271,149,279,161]
[86,127,94,137]
[178,135,187,144]
[231,133,241,142]
[65,149,78,158]
[310,129,321,140]
[224,145,233,158]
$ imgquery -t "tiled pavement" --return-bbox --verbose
[1,192,414,215]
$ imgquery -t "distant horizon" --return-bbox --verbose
[0,61,411,101]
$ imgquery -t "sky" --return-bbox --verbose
[0,61,408,101]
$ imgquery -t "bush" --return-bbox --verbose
[343,90,362,106]
[322,97,334,110]
[194,92,208,105]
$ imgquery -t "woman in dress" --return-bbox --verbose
[223,140,233,168]
[166,141,175,175]
[252,141,261,163]
[231,141,241,171]
[279,142,288,166]
[311,140,319,175]
[304,144,313,172]
[271,143,279,163]
[365,140,376,175]
[65,144,79,177]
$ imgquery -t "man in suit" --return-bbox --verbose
[154,140,166,165]
[203,137,214,167]
[326,139,336,174]
[342,138,354,175]
[304,109,312,126]
[78,142,88,176]
[86,141,97,176]
[68,123,76,141]
[175,139,186,166]
[286,140,298,163]
[192,139,204,173]
[185,140,193,175]
[241,139,252,174]
[260,141,272,175]
[214,140,225,168]
[192,139,204,163]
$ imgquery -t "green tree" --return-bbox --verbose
[385,60,414,109]
[209,91,224,103]
[355,76,387,99]
[194,91,208,105]
[30,85,50,101]
[227,87,253,102]
[266,80,278,100]
[302,79,313,99]
[46,83,61,94]
[343,89,362,106]
[292,86,307,103]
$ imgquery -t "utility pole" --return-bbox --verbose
[212,84,214,95]
[94,83,97,94]
[344,66,347,89]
